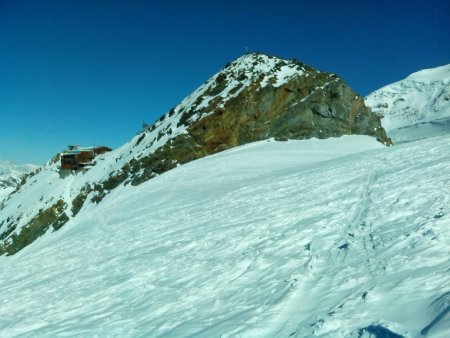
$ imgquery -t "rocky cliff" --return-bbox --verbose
[0,53,390,255]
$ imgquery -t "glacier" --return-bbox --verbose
[365,64,450,144]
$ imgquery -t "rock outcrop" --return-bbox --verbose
[124,53,390,185]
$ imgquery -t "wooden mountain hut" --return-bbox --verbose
[60,146,112,171]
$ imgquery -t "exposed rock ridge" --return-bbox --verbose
[125,53,390,185]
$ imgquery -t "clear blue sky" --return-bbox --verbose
[1,0,449,164]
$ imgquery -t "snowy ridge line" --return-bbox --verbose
[405,64,450,81]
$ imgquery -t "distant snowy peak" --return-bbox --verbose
[0,160,38,202]
[0,160,38,189]
[365,64,450,131]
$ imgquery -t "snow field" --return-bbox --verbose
[1,135,449,337]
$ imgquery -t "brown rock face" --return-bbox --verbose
[189,73,390,149]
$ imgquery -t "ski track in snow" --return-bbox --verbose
[0,136,449,337]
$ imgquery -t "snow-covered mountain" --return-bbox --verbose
[0,160,38,201]
[0,53,389,256]
[0,134,449,337]
[2,55,448,337]
[366,64,450,143]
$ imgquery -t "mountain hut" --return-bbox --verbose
[60,146,111,171]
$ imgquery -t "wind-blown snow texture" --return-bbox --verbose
[365,64,450,143]
[0,135,449,337]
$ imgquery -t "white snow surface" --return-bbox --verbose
[1,135,449,337]
[0,186,14,202]
[365,64,450,143]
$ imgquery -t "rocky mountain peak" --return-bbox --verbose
[149,52,390,155]
[148,53,313,134]
[221,52,312,87]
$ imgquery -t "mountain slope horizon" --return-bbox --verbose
[0,52,390,256]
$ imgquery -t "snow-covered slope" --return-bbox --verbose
[0,160,38,201]
[0,53,388,255]
[0,135,449,337]
[365,64,450,142]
